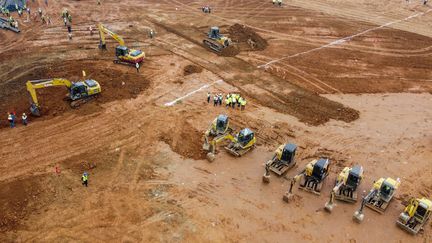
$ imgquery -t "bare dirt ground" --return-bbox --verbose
[0,0,431,242]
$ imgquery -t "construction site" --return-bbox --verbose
[1,0,432,241]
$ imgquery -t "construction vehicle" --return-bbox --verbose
[262,143,297,183]
[202,115,233,150]
[283,158,330,202]
[397,197,432,234]
[0,16,19,33]
[325,165,363,212]
[26,78,101,116]
[97,23,145,67]
[203,26,231,53]
[204,128,256,162]
[353,177,400,223]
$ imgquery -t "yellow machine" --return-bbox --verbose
[283,158,330,202]
[203,26,232,53]
[204,128,256,162]
[98,23,145,67]
[202,114,233,151]
[26,78,101,116]
[263,143,297,183]
[397,197,432,234]
[324,165,363,212]
[353,177,400,223]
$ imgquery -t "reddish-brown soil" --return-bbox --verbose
[1,0,431,242]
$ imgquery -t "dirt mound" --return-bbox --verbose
[183,65,203,76]
[228,23,268,51]
[0,60,149,128]
[219,45,241,57]
[160,121,206,160]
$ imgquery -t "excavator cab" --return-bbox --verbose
[312,158,329,181]
[346,165,363,190]
[215,115,229,134]
[237,128,254,147]
[280,144,296,163]
[208,27,222,40]
[115,45,129,57]
[380,179,396,202]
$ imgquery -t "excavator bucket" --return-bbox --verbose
[206,152,216,162]
[30,104,41,117]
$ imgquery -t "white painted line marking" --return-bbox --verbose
[164,79,223,106]
[258,9,432,68]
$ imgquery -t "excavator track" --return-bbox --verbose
[70,94,99,108]
[0,17,20,33]
[203,39,223,53]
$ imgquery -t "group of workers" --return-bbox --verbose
[6,112,28,128]
[272,0,283,6]
[207,92,247,110]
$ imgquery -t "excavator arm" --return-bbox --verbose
[26,78,73,116]
[98,23,125,48]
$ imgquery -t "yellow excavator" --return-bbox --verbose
[263,143,297,183]
[26,78,101,116]
[324,165,363,212]
[204,128,256,162]
[283,158,330,202]
[353,177,400,223]
[397,197,432,235]
[202,114,233,151]
[98,23,145,67]
[203,26,231,53]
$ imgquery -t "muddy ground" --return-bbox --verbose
[0,0,431,242]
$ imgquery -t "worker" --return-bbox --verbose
[81,172,89,187]
[218,93,223,106]
[225,95,230,108]
[213,95,218,106]
[67,14,72,23]
[272,0,277,4]
[89,26,93,36]
[207,92,211,103]
[38,8,42,17]
[424,0,428,5]
[135,63,140,73]
[7,113,14,128]
[22,113,28,126]
[149,29,155,39]
[41,15,46,24]
[63,17,67,26]
[97,0,101,5]
[47,16,51,25]
[18,8,22,17]
[231,95,236,108]
[241,98,247,110]
[278,0,282,6]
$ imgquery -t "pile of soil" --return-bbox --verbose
[228,23,268,51]
[0,60,149,128]
[219,45,240,57]
[160,120,206,160]
[183,65,203,76]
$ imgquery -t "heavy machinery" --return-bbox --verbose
[26,78,101,116]
[203,26,231,53]
[324,165,363,212]
[204,128,256,162]
[97,23,145,67]
[353,177,400,223]
[397,197,432,234]
[262,143,297,183]
[202,114,232,151]
[283,158,330,202]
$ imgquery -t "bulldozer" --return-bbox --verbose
[283,158,330,202]
[203,26,231,53]
[397,197,432,235]
[353,177,400,223]
[202,114,233,151]
[262,143,297,183]
[324,165,363,212]
[26,78,101,116]
[204,128,256,162]
[98,23,145,67]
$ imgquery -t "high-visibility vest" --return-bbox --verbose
[82,175,88,181]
